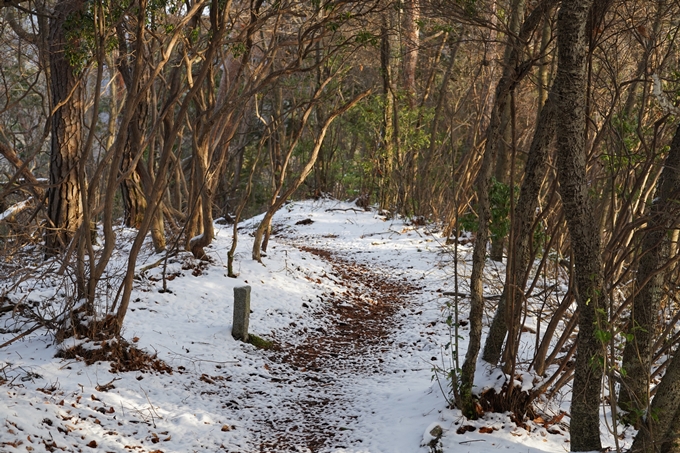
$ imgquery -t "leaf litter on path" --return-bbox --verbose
[252,245,421,452]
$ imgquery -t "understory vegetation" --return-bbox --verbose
[2,0,680,451]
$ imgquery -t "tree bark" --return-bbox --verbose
[630,349,680,453]
[620,124,680,416]
[552,0,602,450]
[402,0,419,108]
[45,0,85,256]
[379,12,396,211]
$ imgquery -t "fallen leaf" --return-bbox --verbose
[456,425,476,434]
[547,411,566,427]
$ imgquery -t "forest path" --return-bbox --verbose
[248,244,422,452]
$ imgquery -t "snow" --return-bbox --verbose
[0,198,31,222]
[0,199,632,452]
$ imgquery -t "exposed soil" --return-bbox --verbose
[252,246,421,452]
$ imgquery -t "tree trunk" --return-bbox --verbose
[459,0,559,416]
[45,0,85,256]
[536,18,552,120]
[379,12,396,211]
[662,409,680,453]
[552,0,602,450]
[402,0,419,108]
[630,349,680,453]
[482,96,556,366]
[490,0,526,262]
[252,90,371,261]
[116,23,165,252]
[620,124,680,417]
[119,104,148,229]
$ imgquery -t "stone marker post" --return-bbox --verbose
[232,286,251,341]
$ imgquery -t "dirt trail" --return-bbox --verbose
[251,246,421,452]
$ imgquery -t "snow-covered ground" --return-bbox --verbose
[0,199,629,452]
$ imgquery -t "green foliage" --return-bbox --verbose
[448,178,518,240]
[231,42,247,58]
[601,113,644,171]
[665,69,680,106]
[61,0,189,74]
[188,27,200,44]
[455,0,478,16]
[611,113,639,152]
[595,328,612,344]
[63,9,96,73]
[533,222,548,256]
[355,30,378,46]
[459,212,478,233]
[397,94,434,151]
[489,178,517,243]
[63,0,148,74]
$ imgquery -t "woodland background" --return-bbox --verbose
[2,0,680,451]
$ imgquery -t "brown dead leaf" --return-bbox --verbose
[87,440,97,448]
[199,374,215,385]
[456,425,476,434]
[479,427,495,434]
[548,411,566,426]
[221,425,231,432]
